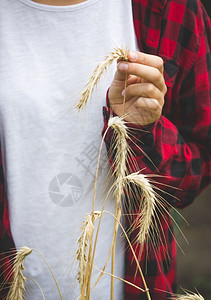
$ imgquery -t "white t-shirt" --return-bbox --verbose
[0,0,138,298]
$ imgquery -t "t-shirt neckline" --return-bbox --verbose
[17,0,100,11]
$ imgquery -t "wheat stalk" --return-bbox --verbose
[125,172,156,244]
[33,249,63,300]
[75,48,128,110]
[98,210,151,298]
[76,211,101,298]
[6,246,33,300]
[27,277,45,299]
[78,117,128,299]
[94,265,146,293]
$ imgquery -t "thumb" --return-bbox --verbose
[113,62,129,81]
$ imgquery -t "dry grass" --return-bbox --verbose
[6,246,33,300]
[75,48,128,110]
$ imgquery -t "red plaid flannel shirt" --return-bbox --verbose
[0,0,211,299]
[102,0,211,299]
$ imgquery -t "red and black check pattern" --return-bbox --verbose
[0,150,15,298]
[0,0,211,299]
[103,0,211,299]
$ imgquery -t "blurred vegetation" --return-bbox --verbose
[202,0,211,16]
[172,186,211,299]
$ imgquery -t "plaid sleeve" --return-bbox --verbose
[0,147,15,298]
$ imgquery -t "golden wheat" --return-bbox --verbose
[76,211,101,296]
[124,172,156,244]
[107,116,130,300]
[108,116,128,207]
[75,48,128,110]
[6,246,33,300]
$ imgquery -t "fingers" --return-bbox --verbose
[134,97,161,113]
[109,51,167,125]
[128,51,164,74]
[116,50,166,94]
[123,82,163,116]
[123,82,165,107]
[118,61,166,93]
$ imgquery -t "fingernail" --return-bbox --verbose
[122,89,125,96]
[118,62,128,71]
[129,51,138,60]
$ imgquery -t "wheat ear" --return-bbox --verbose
[171,292,204,300]
[125,172,156,244]
[6,246,32,300]
[76,211,101,298]
[75,48,128,110]
[108,116,128,186]
[108,116,128,300]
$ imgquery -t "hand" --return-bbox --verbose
[108,51,167,126]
